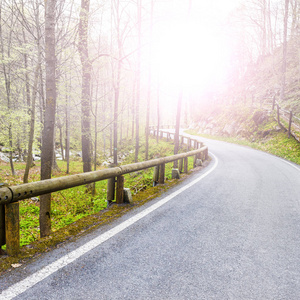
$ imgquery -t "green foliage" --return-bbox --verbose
[188,117,300,166]
[1,136,180,247]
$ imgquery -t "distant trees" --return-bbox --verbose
[221,0,300,106]
[280,0,289,102]
[1,0,280,237]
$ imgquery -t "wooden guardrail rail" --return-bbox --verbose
[0,136,208,256]
[274,102,300,141]
[256,96,300,141]
[149,129,204,151]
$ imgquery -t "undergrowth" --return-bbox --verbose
[186,128,300,165]
[1,137,192,247]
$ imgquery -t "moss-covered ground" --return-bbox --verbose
[187,119,300,165]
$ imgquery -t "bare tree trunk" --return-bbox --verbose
[40,0,56,237]
[78,0,92,173]
[58,121,64,161]
[145,0,154,161]
[24,65,40,183]
[173,0,191,162]
[156,81,160,144]
[65,87,70,174]
[135,0,142,163]
[132,78,136,141]
[111,0,123,166]
[173,89,182,168]
[280,0,289,102]
[23,1,42,183]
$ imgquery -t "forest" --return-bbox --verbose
[0,0,299,239]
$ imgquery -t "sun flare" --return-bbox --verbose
[151,17,231,93]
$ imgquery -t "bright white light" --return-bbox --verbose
[151,18,231,92]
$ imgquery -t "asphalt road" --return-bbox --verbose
[1,135,300,299]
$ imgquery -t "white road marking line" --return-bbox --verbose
[0,154,219,300]
[277,156,300,172]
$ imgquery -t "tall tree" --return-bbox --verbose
[145,0,154,160]
[174,0,192,163]
[135,0,142,162]
[111,0,123,165]
[23,1,42,183]
[78,0,92,173]
[280,0,289,102]
[40,0,57,237]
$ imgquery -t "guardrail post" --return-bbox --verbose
[153,165,159,186]
[184,157,188,173]
[288,111,293,138]
[107,177,115,205]
[116,175,124,204]
[187,138,191,150]
[5,202,20,256]
[0,204,5,251]
[277,104,280,126]
[204,148,209,160]
[178,158,183,173]
[193,155,197,168]
[159,163,165,184]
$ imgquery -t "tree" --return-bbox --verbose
[40,0,57,237]
[23,1,43,183]
[135,0,142,163]
[173,0,192,162]
[280,0,289,102]
[0,2,16,176]
[145,0,154,160]
[78,0,92,173]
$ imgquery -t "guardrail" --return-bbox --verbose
[254,96,300,141]
[150,129,204,150]
[275,103,300,141]
[0,135,207,256]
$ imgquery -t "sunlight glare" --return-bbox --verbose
[151,18,231,93]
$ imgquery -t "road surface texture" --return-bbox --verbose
[1,135,300,299]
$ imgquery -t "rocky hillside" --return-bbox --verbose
[190,105,282,142]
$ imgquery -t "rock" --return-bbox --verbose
[196,159,203,166]
[0,152,9,163]
[258,130,271,138]
[123,188,133,203]
[253,110,269,125]
[102,161,110,167]
[222,124,235,136]
[171,168,180,179]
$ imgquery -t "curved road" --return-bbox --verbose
[1,135,300,299]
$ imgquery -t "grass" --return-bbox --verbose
[186,127,300,166]
[0,137,196,248]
